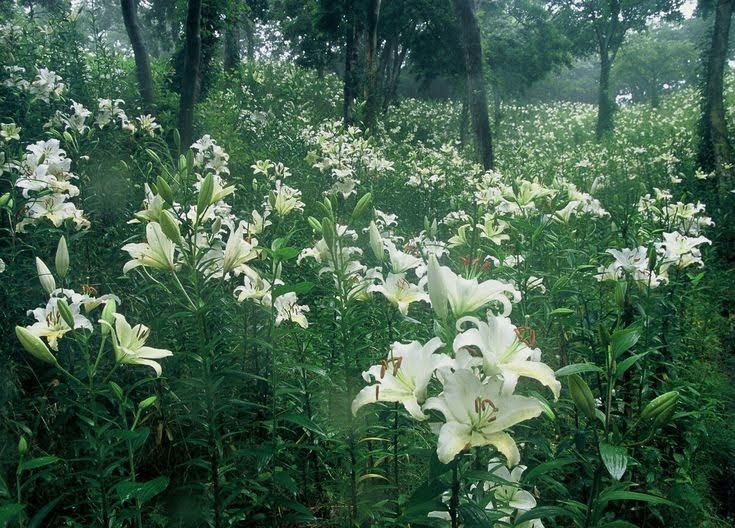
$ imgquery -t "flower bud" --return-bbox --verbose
[15,326,57,365]
[56,298,75,329]
[156,175,174,204]
[211,217,222,235]
[427,254,448,320]
[139,395,158,411]
[159,210,183,245]
[568,374,597,421]
[18,436,28,455]
[100,299,117,336]
[307,216,322,233]
[641,391,679,421]
[0,192,10,208]
[321,217,335,250]
[196,173,214,216]
[368,221,384,262]
[55,236,69,278]
[35,257,56,294]
[351,192,372,221]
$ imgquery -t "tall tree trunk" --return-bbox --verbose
[179,0,202,148]
[596,49,615,140]
[120,0,154,108]
[699,0,734,196]
[343,8,359,126]
[224,23,240,73]
[383,44,406,112]
[451,0,493,170]
[363,0,382,131]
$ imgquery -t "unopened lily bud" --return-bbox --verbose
[614,281,627,308]
[57,299,75,329]
[139,395,158,411]
[351,192,372,221]
[368,221,383,262]
[196,173,214,215]
[568,374,597,421]
[211,217,222,235]
[100,299,117,336]
[15,326,57,365]
[0,192,10,208]
[156,176,174,203]
[55,236,69,278]
[427,254,448,320]
[641,391,679,422]
[18,436,28,455]
[35,257,56,294]
[430,219,438,237]
[424,216,430,232]
[307,216,322,233]
[321,217,335,250]
[159,210,183,245]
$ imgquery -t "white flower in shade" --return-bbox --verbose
[269,180,304,216]
[136,114,161,136]
[0,257,5,273]
[273,292,310,328]
[108,314,172,377]
[1,122,21,141]
[221,224,258,275]
[26,297,93,351]
[24,194,78,227]
[484,458,544,527]
[234,273,279,306]
[352,337,452,420]
[122,222,177,273]
[655,231,710,272]
[453,315,561,399]
[368,273,430,316]
[384,240,422,273]
[427,255,519,319]
[526,276,546,293]
[423,369,544,465]
[478,215,510,245]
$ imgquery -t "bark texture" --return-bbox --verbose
[451,0,493,170]
[699,0,734,196]
[178,0,203,148]
[121,0,154,108]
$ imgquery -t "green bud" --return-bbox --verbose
[101,299,117,336]
[0,192,10,208]
[15,326,57,365]
[614,281,627,309]
[139,395,158,411]
[156,176,174,204]
[641,391,679,421]
[35,257,56,294]
[351,192,372,221]
[18,436,28,455]
[211,217,222,235]
[196,174,214,217]
[321,217,335,250]
[62,131,73,143]
[307,216,322,233]
[423,216,430,233]
[109,381,124,401]
[173,129,181,150]
[55,236,69,278]
[57,298,75,329]
[568,374,597,421]
[368,221,384,262]
[159,210,183,245]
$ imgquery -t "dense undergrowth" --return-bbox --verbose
[1,13,734,528]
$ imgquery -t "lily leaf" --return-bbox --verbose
[599,442,628,481]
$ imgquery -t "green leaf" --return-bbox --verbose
[515,505,582,523]
[555,363,604,377]
[116,476,170,505]
[273,282,315,299]
[0,504,24,524]
[601,521,640,528]
[597,490,679,508]
[280,413,324,435]
[19,456,60,472]
[28,496,64,528]
[273,247,300,261]
[524,458,577,481]
[549,308,575,316]
[599,442,628,481]
[610,327,640,358]
[400,480,448,521]
[615,352,648,380]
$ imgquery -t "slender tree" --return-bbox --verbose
[363,0,381,130]
[120,0,155,108]
[179,0,203,148]
[699,0,734,196]
[451,0,493,169]
[553,0,683,140]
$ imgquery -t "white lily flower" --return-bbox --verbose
[122,222,177,273]
[427,255,519,319]
[384,240,422,273]
[273,292,310,328]
[109,313,172,377]
[423,369,543,465]
[368,273,430,316]
[484,458,544,527]
[222,224,258,275]
[453,315,560,399]
[26,297,93,351]
[352,337,452,420]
